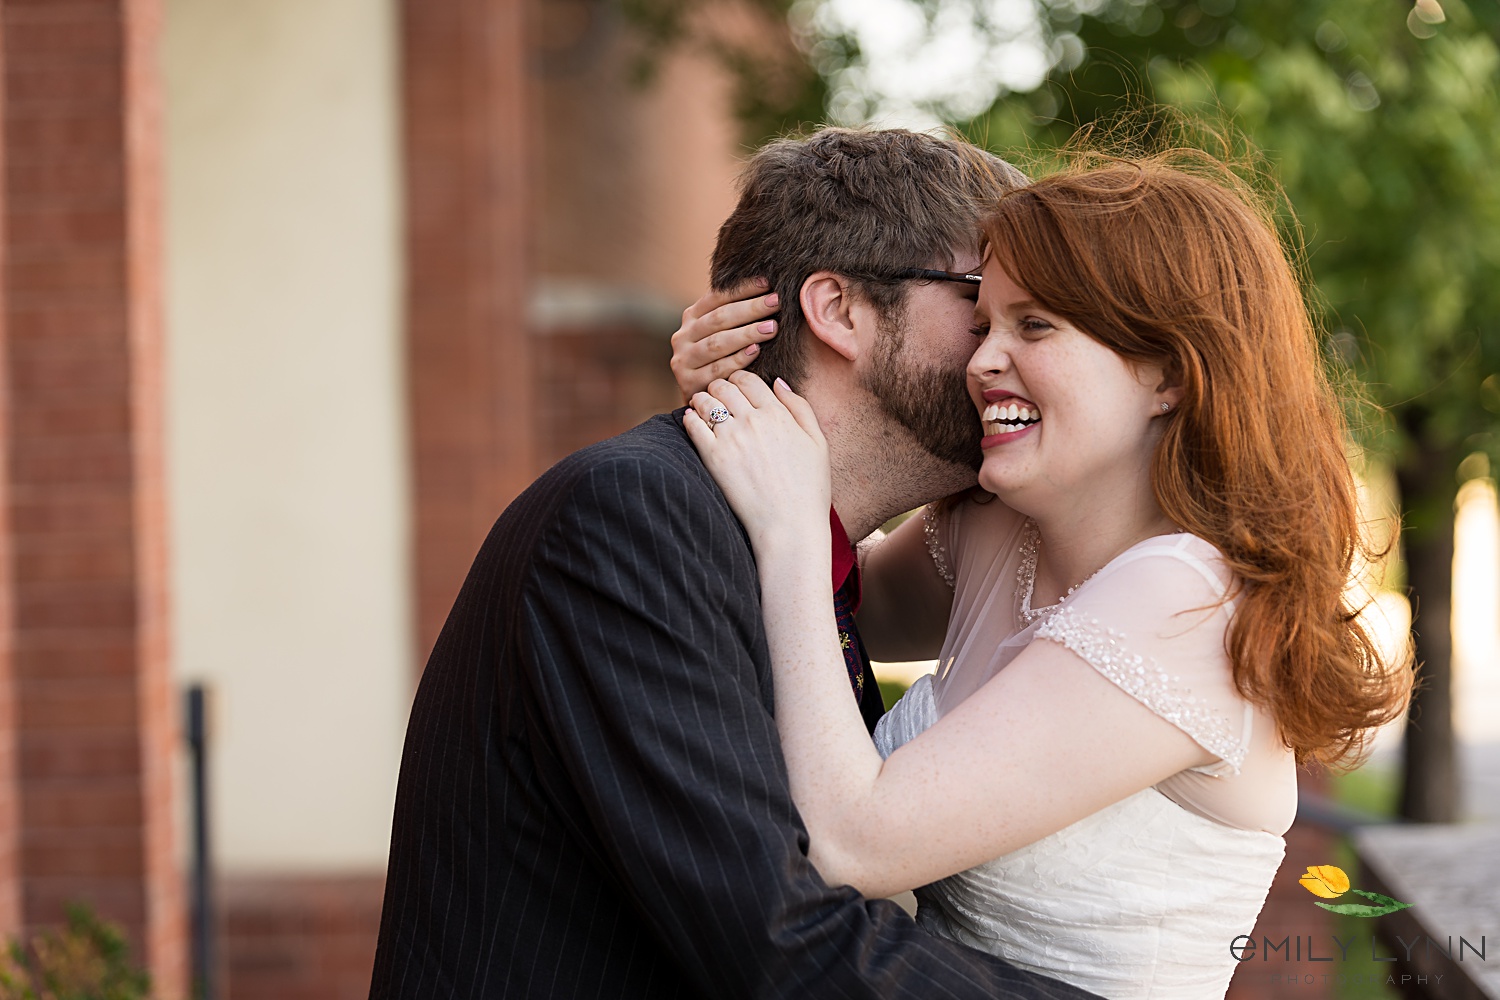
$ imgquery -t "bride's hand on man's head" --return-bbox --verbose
[683,372,830,550]
[670,278,780,402]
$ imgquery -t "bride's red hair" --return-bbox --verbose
[982,151,1410,767]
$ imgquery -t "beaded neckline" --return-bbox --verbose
[1015,519,1095,630]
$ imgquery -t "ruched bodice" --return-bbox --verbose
[875,674,1284,999]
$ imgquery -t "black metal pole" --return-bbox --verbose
[186,685,216,1000]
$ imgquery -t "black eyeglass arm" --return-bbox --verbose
[894,267,983,285]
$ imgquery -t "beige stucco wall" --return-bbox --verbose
[163,0,409,871]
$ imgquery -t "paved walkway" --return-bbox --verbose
[1355,822,1500,999]
[1461,741,1500,823]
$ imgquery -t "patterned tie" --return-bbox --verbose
[832,575,865,703]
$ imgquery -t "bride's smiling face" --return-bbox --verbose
[966,259,1177,512]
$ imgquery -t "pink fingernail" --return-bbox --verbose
[764,293,779,307]
[757,320,776,334]
[754,276,770,288]
[745,344,759,357]
[774,377,790,391]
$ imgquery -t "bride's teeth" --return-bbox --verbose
[981,400,1042,435]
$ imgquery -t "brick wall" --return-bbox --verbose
[0,0,21,943]
[533,323,683,470]
[532,0,742,310]
[403,0,535,664]
[1,0,184,992]
[220,875,384,1000]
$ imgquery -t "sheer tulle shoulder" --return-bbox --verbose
[1035,535,1248,772]
[925,497,1029,714]
[929,514,1295,832]
[920,493,1022,594]
[921,505,955,591]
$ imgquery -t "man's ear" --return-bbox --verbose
[800,271,860,362]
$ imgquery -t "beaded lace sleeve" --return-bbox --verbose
[1036,606,1245,772]
[922,504,955,590]
[1032,538,1251,774]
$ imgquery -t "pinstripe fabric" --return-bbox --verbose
[368,414,1102,999]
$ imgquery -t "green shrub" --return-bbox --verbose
[0,904,151,1000]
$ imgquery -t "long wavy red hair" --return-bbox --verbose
[982,151,1410,766]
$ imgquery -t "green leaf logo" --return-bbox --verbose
[1313,889,1414,918]
[1300,866,1413,918]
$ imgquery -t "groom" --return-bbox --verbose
[369,128,1098,999]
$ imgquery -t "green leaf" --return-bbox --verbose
[1315,896,1414,917]
[1350,889,1414,911]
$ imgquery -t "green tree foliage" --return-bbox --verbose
[965,0,1500,820]
[617,0,838,144]
[0,904,152,1000]
[983,0,1500,506]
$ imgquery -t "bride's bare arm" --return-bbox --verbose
[783,636,1215,898]
[687,373,1216,900]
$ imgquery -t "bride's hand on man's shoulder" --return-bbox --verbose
[683,372,830,550]
[669,278,780,402]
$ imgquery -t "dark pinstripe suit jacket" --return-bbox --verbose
[369,414,1100,1000]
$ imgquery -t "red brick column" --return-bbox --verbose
[0,0,22,943]
[220,875,385,1000]
[402,0,535,663]
[1,0,184,994]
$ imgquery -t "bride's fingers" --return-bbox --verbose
[689,384,754,431]
[773,377,826,444]
[704,377,755,416]
[679,277,769,324]
[698,297,778,343]
[725,370,780,409]
[672,329,772,400]
[671,287,776,371]
[682,407,716,450]
[686,322,776,373]
[688,391,733,427]
[670,282,778,402]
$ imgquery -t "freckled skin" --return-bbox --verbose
[966,261,1170,521]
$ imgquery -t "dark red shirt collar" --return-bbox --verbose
[830,507,860,608]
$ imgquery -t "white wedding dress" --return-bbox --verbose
[872,497,1296,1000]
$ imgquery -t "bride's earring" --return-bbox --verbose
[1159,402,1171,413]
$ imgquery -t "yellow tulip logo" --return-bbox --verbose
[1298,865,1411,917]
[1299,865,1351,898]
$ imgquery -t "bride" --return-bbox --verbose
[676,153,1410,998]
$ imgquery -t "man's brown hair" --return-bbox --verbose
[710,128,1027,385]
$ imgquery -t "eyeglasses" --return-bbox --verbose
[893,267,983,285]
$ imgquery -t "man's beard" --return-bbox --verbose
[862,317,983,471]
